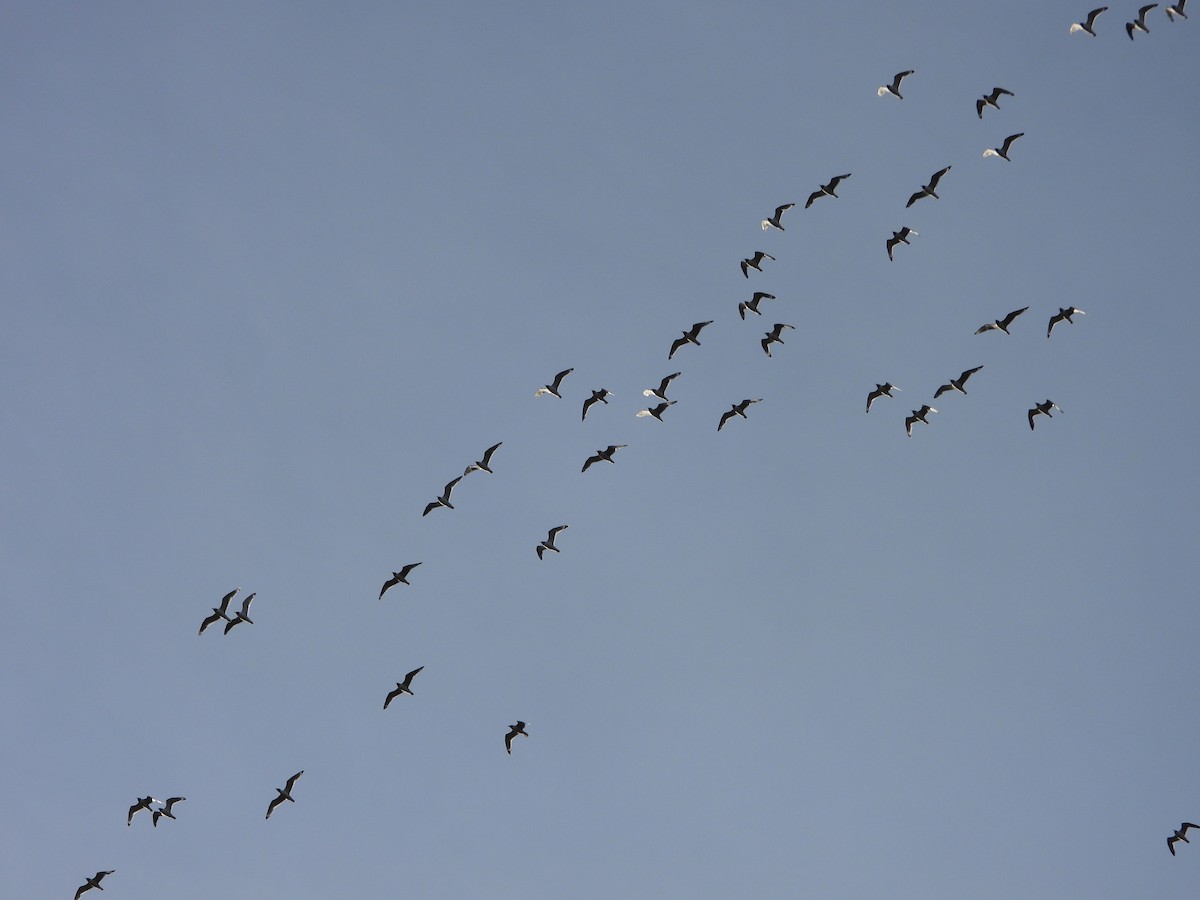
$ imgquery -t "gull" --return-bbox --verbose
[1070,6,1109,34]
[738,292,775,319]
[718,398,762,431]
[152,797,186,827]
[886,227,917,261]
[384,666,424,709]
[906,166,951,207]
[976,87,1014,119]
[379,563,422,599]
[975,306,1029,334]
[636,401,676,421]
[878,70,914,99]
[265,770,304,820]
[866,383,901,413]
[805,174,851,208]
[1127,3,1158,36]
[740,251,775,278]
[1169,822,1199,855]
[1047,306,1086,338]
[422,476,462,516]
[74,871,115,900]
[505,721,528,754]
[534,368,573,398]
[905,405,938,437]
[1166,0,1188,20]
[199,588,237,635]
[669,321,713,359]
[582,389,612,421]
[127,796,159,826]
[934,366,984,398]
[643,372,680,401]
[761,323,795,357]
[537,525,569,559]
[464,441,502,476]
[1028,399,1063,430]
[582,444,626,473]
[223,592,255,634]
[983,132,1024,161]
[761,203,795,231]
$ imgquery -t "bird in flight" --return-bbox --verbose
[74,871,115,900]
[976,87,1014,119]
[1169,822,1199,855]
[975,307,1029,334]
[738,292,775,319]
[582,445,626,473]
[866,383,901,413]
[1047,306,1086,338]
[422,477,462,516]
[127,795,159,826]
[1027,399,1063,430]
[886,227,917,261]
[379,563,422,599]
[384,667,424,709]
[199,588,238,635]
[643,372,681,401]
[582,389,612,421]
[761,202,795,231]
[1069,6,1109,35]
[761,323,795,357]
[1127,3,1158,37]
[152,797,186,827]
[934,366,985,398]
[534,368,574,398]
[983,133,1024,161]
[636,400,676,421]
[464,441,502,476]
[266,771,304,820]
[905,405,938,437]
[1166,0,1188,20]
[505,721,528,754]
[718,398,762,431]
[537,525,569,559]
[223,592,255,634]
[669,322,712,359]
[740,251,775,278]
[906,166,951,208]
[878,70,914,99]
[805,174,851,208]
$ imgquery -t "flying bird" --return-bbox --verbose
[537,525,569,559]
[1027,399,1063,430]
[636,401,676,421]
[1126,3,1158,36]
[1047,306,1086,338]
[643,372,681,401]
[265,771,304,820]
[983,132,1024,161]
[906,166,951,207]
[761,323,795,357]
[223,592,255,634]
[1166,0,1188,20]
[761,203,795,231]
[534,368,574,398]
[866,383,901,413]
[718,398,762,431]
[805,174,851,208]
[976,87,1014,119]
[127,796,158,826]
[464,441,502,476]
[905,405,938,437]
[740,251,775,278]
[1069,6,1109,34]
[738,292,775,319]
[505,721,528,754]
[582,445,626,473]
[74,871,115,900]
[1169,822,1199,855]
[384,667,425,709]
[878,70,914,99]
[422,476,462,516]
[152,797,186,827]
[975,306,1029,334]
[886,227,917,261]
[669,321,713,359]
[199,588,238,635]
[581,389,612,421]
[379,563,422,599]
[934,366,985,398]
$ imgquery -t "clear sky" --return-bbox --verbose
[3,2,1198,898]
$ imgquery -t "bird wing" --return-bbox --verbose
[443,476,462,500]
[505,730,514,753]
[399,562,422,579]
[582,455,599,472]
[976,98,985,118]
[480,442,502,466]
[866,389,882,412]
[1028,409,1038,430]
[284,771,304,793]
[549,368,573,391]
[1170,836,1179,855]
[906,190,925,208]
[218,589,237,614]
[421,502,439,517]
[549,525,569,540]
[581,395,598,420]
[995,87,1014,98]
[934,384,951,398]
[717,409,735,431]
[239,593,255,617]
[1183,823,1200,834]
[668,336,687,358]
[199,612,221,635]
[975,323,998,334]
[266,794,284,819]
[384,686,401,709]
[774,203,793,219]
[163,797,185,813]
[827,174,851,191]
[1001,133,1024,154]
[1047,311,1065,337]
[1087,7,1108,28]
[886,237,898,260]
[536,545,546,559]
[928,166,950,191]
[804,190,824,208]
[999,306,1029,328]
[905,416,916,437]
[402,666,424,688]
[761,337,772,356]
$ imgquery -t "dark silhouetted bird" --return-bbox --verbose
[643,372,681,401]
[464,442,502,475]
[805,174,851,208]
[379,563,422,599]
[1166,0,1188,20]
[983,132,1024,160]
[534,368,574,398]
[976,87,1014,118]
[866,383,900,413]
[199,588,238,635]
[934,366,984,398]
[1126,3,1158,36]
[636,401,676,421]
[582,445,626,473]
[878,70,914,98]
[1070,6,1109,34]
[905,405,938,437]
[761,323,795,357]
[1027,399,1063,430]
[738,292,775,319]
[582,389,612,421]
[1047,306,1086,338]
[223,592,255,634]
[384,667,424,709]
[127,796,158,826]
[74,871,115,900]
[266,771,304,820]
[718,398,762,431]
[907,166,951,207]
[761,203,795,231]
[740,251,775,278]
[422,477,462,516]
[975,307,1029,334]
[1169,822,1199,855]
[886,227,917,261]
[537,525,569,559]
[505,721,528,754]
[669,322,712,359]
[152,797,186,827]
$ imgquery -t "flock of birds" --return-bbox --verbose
[66,5,1194,896]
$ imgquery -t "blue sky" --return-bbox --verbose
[3,2,1198,897]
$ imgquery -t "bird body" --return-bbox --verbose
[718,398,762,431]
[380,563,422,599]
[761,323,795,357]
[1169,822,1199,855]
[740,251,775,278]
[636,400,676,421]
[1027,399,1063,430]
[866,383,900,413]
[976,87,1014,118]
[669,322,712,359]
[1047,306,1086,338]
[934,366,984,398]
[907,166,951,207]
[975,306,1029,334]
[878,70,914,98]
[582,389,612,421]
[905,405,938,437]
[983,132,1024,160]
[582,445,626,473]
[464,441,502,475]
[74,871,115,900]
[537,525,569,559]
[643,372,681,401]
[505,721,528,754]
[1070,6,1109,34]
[805,174,851,208]
[266,771,304,819]
[384,667,424,709]
[223,592,255,634]
[422,477,462,516]
[761,203,795,230]
[886,227,917,261]
[534,368,574,398]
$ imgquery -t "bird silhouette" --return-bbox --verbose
[464,441,502,475]
[983,133,1024,161]
[537,525,569,559]
[422,477,462,516]
[152,797,186,827]
[976,87,1014,119]
[878,70,914,98]
[534,368,574,398]
[761,323,795,357]
[1070,6,1109,35]
[199,588,238,635]
[905,405,938,437]
[1169,822,1199,855]
[866,383,900,413]
[934,366,984,398]
[718,398,762,431]
[582,389,612,421]
[384,667,424,709]
[740,251,775,278]
[582,445,626,473]
[505,721,528,754]
[265,771,304,820]
[805,174,851,208]
[887,227,917,261]
[74,871,115,900]
[975,307,1029,334]
[223,592,255,634]
[761,202,795,230]
[379,563,422,599]
[1047,307,1086,338]
[906,166,951,207]
[669,322,713,359]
